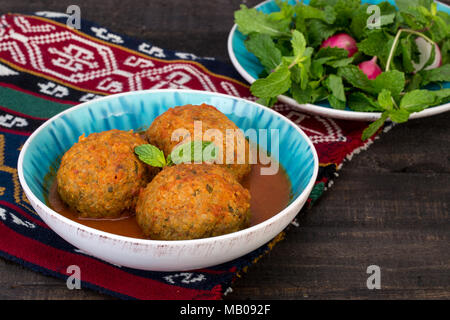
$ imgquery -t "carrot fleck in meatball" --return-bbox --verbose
[135,163,251,240]
[56,129,156,218]
[145,104,251,181]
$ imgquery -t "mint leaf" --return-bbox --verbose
[399,89,436,112]
[299,63,309,90]
[422,42,436,71]
[235,4,290,37]
[441,40,450,65]
[270,0,295,21]
[429,14,448,43]
[349,4,370,40]
[357,30,394,66]
[291,30,307,58]
[372,70,405,96]
[251,65,291,99]
[290,63,303,83]
[436,9,450,25]
[362,112,389,141]
[328,94,346,109]
[291,83,312,104]
[400,37,415,73]
[378,2,397,26]
[388,108,410,123]
[169,141,219,165]
[395,0,433,12]
[311,87,329,102]
[339,66,405,97]
[135,144,166,168]
[406,73,423,91]
[200,141,219,163]
[256,97,278,107]
[348,92,383,112]
[245,33,282,71]
[434,12,450,43]
[296,4,336,24]
[309,0,339,9]
[315,47,349,59]
[420,64,450,85]
[315,47,354,69]
[377,89,393,110]
[333,0,360,27]
[325,74,346,102]
[433,88,450,104]
[296,48,314,90]
[291,83,328,105]
[304,19,339,47]
[338,65,372,92]
[310,59,329,78]
[400,6,432,30]
[325,57,354,68]
[397,89,450,114]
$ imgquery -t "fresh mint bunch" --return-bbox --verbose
[135,141,219,168]
[234,0,450,141]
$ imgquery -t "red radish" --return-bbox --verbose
[320,33,358,57]
[412,37,442,73]
[358,56,382,80]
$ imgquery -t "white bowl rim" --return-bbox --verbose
[226,0,450,122]
[17,88,319,247]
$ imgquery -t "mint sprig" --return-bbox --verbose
[362,88,450,140]
[135,141,219,168]
[135,144,166,168]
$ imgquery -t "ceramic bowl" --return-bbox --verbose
[17,89,318,271]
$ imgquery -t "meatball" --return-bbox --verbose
[57,129,155,218]
[145,104,251,181]
[135,163,251,240]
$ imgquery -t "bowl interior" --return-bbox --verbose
[230,0,450,111]
[21,90,317,219]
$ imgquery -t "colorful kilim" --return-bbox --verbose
[0,12,377,299]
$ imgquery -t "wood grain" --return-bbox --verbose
[0,0,449,300]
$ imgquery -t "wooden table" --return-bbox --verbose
[1,0,449,300]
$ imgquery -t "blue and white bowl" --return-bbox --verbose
[18,89,318,271]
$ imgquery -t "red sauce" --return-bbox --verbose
[47,163,292,239]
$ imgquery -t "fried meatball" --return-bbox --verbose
[145,104,251,181]
[57,129,155,219]
[135,163,251,240]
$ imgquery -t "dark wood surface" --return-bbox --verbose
[0,0,449,300]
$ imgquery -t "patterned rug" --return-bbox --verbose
[0,12,376,299]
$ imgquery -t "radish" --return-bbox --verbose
[412,37,442,73]
[358,56,382,80]
[320,33,358,57]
